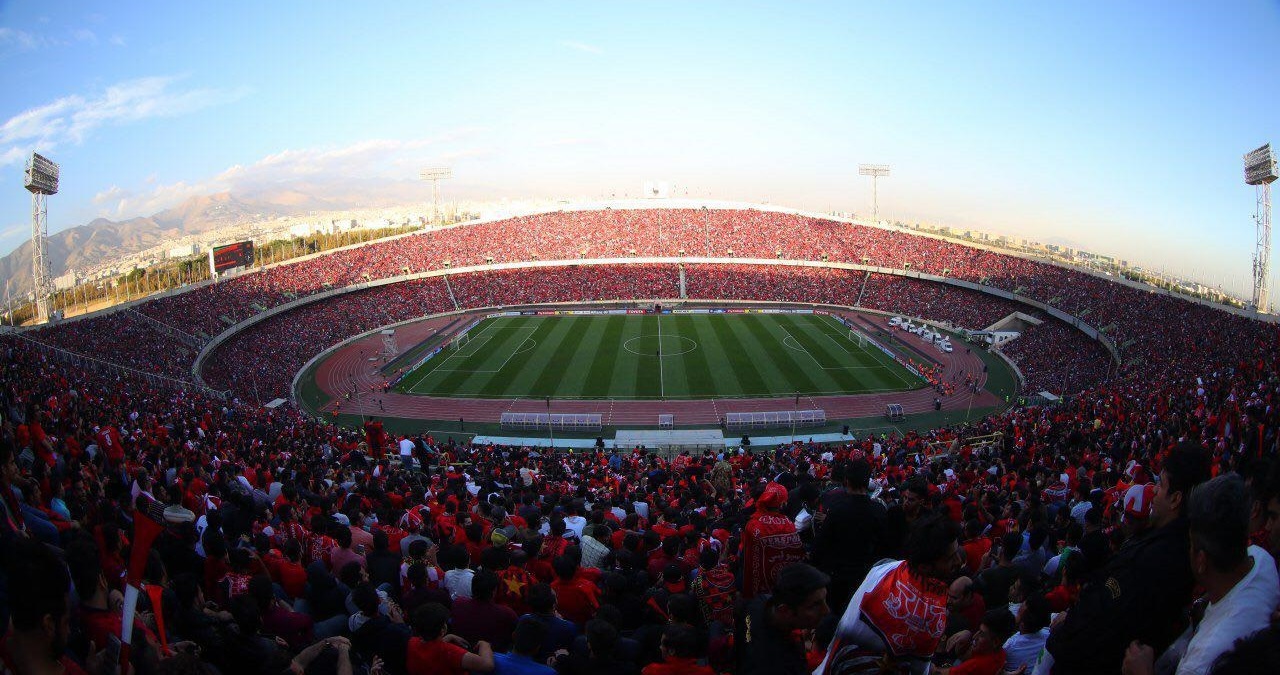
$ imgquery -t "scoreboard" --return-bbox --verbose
[209,240,255,275]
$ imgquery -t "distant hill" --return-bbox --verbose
[0,192,302,298]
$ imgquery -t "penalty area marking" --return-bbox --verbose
[780,334,880,371]
[622,335,698,357]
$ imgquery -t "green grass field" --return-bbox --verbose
[393,312,923,399]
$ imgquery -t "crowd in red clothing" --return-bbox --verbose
[32,208,1255,401]
[1,208,1278,675]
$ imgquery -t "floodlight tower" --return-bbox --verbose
[23,153,59,323]
[858,164,890,222]
[1244,144,1277,313]
[420,167,453,225]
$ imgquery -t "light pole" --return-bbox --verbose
[858,164,890,223]
[420,168,453,226]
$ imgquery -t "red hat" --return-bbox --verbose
[757,482,788,510]
[1123,483,1156,521]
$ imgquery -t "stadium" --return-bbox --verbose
[4,5,1280,675]
[8,193,1280,671]
[25,201,1141,443]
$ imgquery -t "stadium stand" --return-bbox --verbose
[1,207,1277,675]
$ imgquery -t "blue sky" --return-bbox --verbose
[1,1,1278,295]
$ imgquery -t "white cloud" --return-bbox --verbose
[71,29,98,45]
[0,28,43,51]
[92,185,130,204]
[109,34,127,47]
[96,130,489,219]
[0,223,27,239]
[0,76,249,165]
[0,25,109,52]
[560,41,603,55]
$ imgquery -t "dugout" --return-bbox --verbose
[884,403,905,422]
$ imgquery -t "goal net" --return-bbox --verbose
[849,329,867,349]
[451,332,469,350]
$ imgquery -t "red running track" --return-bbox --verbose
[311,308,1003,426]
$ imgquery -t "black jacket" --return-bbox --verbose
[1046,517,1195,675]
[814,489,886,585]
[736,596,811,675]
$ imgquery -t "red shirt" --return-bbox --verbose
[405,637,467,675]
[0,636,88,675]
[277,560,309,599]
[961,538,992,576]
[550,576,601,626]
[950,649,1006,675]
[641,657,716,675]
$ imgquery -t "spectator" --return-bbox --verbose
[817,514,962,673]
[1123,474,1280,674]
[737,563,832,675]
[452,569,520,652]
[494,616,556,675]
[406,602,494,675]
[1046,442,1212,674]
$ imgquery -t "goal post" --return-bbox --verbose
[451,332,469,350]
[849,329,867,349]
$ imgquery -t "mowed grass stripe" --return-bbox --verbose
[673,315,718,397]
[408,319,508,393]
[581,316,628,398]
[523,317,590,396]
[806,314,915,389]
[744,314,827,395]
[777,314,879,393]
[428,319,533,395]
[723,314,802,396]
[481,318,562,397]
[659,314,695,398]
[687,314,747,397]
[708,315,769,395]
[554,315,614,397]
[633,316,662,397]
[400,319,506,392]
[611,317,645,397]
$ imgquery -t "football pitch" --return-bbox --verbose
[393,312,923,400]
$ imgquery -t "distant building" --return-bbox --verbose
[53,272,78,292]
[166,244,199,259]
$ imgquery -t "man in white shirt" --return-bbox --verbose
[562,503,587,541]
[1003,594,1051,673]
[1123,473,1280,675]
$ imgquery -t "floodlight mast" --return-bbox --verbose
[24,152,59,323]
[1244,144,1277,313]
[420,167,453,226]
[858,164,891,222]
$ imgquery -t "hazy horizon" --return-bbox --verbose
[1,1,1278,297]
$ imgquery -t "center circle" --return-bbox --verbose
[622,334,698,357]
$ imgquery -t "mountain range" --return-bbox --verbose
[0,192,311,298]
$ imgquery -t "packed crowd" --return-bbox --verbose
[1001,320,1112,396]
[30,311,198,380]
[46,208,1239,367]
[34,208,1249,400]
[4,208,1279,675]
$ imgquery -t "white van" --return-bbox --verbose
[889,316,903,327]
